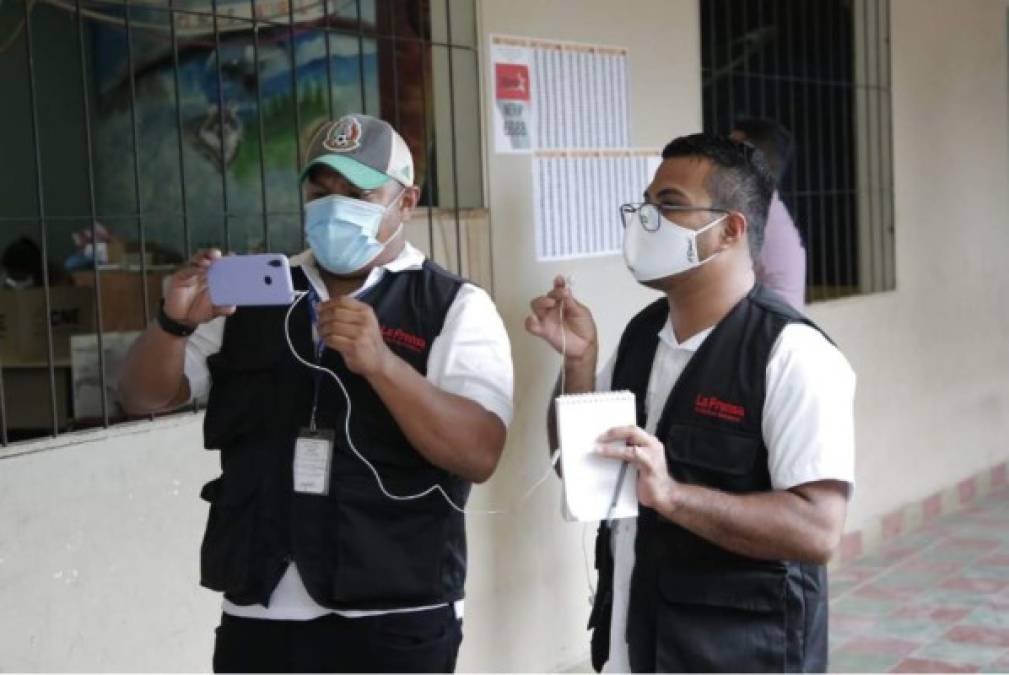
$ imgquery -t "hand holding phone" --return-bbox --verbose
[163,249,237,329]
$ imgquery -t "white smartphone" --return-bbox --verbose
[207,254,296,306]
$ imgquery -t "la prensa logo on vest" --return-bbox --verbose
[381,326,427,352]
[322,116,362,153]
[694,394,746,423]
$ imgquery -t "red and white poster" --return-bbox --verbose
[491,37,535,153]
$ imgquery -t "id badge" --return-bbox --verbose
[294,428,334,495]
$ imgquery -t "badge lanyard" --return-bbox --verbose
[305,285,326,433]
[293,284,335,496]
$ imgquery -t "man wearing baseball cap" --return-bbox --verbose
[119,114,514,672]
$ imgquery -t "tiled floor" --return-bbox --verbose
[830,488,1009,672]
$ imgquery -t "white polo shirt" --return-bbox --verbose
[596,315,856,673]
[183,243,514,620]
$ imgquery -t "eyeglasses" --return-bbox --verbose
[619,202,731,233]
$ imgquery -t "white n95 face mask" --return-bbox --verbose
[622,209,727,282]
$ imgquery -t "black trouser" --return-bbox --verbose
[212,605,462,673]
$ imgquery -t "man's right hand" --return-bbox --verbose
[163,249,236,328]
[525,276,597,363]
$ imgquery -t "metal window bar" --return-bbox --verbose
[757,0,765,118]
[706,0,716,125]
[860,0,875,292]
[251,0,271,251]
[770,0,779,125]
[390,5,401,130]
[321,0,334,120]
[827,0,842,298]
[76,0,111,427]
[417,0,436,258]
[871,0,879,288]
[169,0,193,260]
[811,1,828,299]
[123,0,159,424]
[842,7,857,293]
[168,0,200,416]
[784,0,803,290]
[356,0,367,112]
[884,2,895,291]
[470,17,490,292]
[288,0,306,251]
[211,0,232,253]
[124,0,153,329]
[875,0,888,291]
[740,0,748,117]
[725,0,733,125]
[445,0,462,275]
[796,0,810,285]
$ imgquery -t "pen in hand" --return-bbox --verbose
[605,459,630,526]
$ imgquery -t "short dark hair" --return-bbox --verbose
[661,133,775,256]
[731,117,794,185]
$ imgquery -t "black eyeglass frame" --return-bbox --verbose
[619,202,732,232]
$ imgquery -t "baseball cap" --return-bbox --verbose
[301,114,415,190]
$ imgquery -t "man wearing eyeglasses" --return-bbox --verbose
[527,134,855,672]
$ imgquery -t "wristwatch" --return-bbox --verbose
[156,300,196,338]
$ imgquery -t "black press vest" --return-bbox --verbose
[588,285,831,673]
[198,261,469,611]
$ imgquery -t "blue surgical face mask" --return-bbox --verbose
[304,192,404,275]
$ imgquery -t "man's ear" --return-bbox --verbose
[398,185,421,220]
[722,211,748,248]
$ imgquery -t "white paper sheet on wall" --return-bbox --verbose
[533,149,660,261]
[491,34,658,261]
[491,35,631,153]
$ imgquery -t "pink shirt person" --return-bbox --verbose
[756,191,806,311]
[729,119,806,311]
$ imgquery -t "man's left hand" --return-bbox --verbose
[317,296,393,378]
[596,425,679,513]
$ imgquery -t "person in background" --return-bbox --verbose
[730,118,806,311]
[119,113,513,673]
[1,237,70,288]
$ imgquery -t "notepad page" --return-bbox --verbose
[556,391,639,522]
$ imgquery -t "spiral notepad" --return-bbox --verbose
[556,390,639,522]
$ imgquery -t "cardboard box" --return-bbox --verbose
[0,287,96,365]
[71,268,170,332]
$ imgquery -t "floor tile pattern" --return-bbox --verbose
[830,490,1009,672]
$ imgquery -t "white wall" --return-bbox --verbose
[1,0,1008,672]
[0,416,220,671]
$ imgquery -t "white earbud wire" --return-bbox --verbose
[283,290,561,516]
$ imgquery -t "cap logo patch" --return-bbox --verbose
[322,116,362,153]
